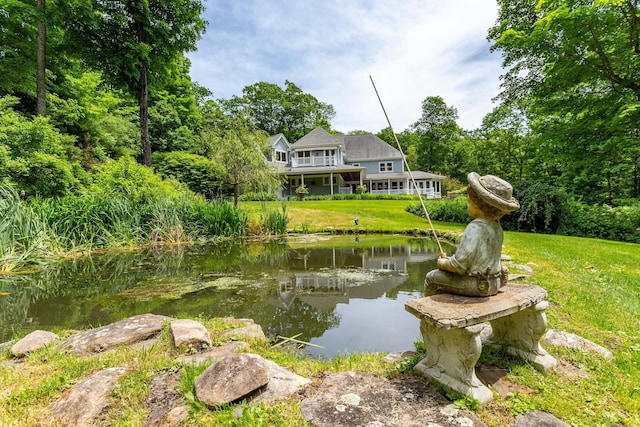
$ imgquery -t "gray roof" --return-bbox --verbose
[344,133,402,161]
[268,133,290,147]
[291,127,344,149]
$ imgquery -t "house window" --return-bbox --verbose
[323,176,337,186]
[379,162,393,172]
[275,150,287,163]
[290,178,298,187]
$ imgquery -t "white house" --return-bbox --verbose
[267,127,444,200]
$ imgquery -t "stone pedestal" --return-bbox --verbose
[405,284,557,405]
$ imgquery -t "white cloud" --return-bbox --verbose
[187,0,503,134]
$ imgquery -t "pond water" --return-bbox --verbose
[0,235,451,357]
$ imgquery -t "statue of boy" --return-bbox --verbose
[425,172,520,297]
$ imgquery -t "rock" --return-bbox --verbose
[169,319,212,351]
[542,329,613,359]
[476,365,532,397]
[50,367,127,426]
[179,341,249,364]
[508,273,530,282]
[515,411,570,427]
[383,350,418,363]
[143,371,187,427]
[60,313,171,355]
[10,330,60,357]
[194,353,270,408]
[221,323,267,342]
[513,264,535,274]
[301,371,485,427]
[250,359,311,403]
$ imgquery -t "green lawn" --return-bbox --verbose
[241,199,464,234]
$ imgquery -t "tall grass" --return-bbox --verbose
[0,187,247,271]
[260,202,289,235]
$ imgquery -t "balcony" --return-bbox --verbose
[291,156,337,168]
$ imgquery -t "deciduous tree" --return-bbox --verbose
[489,0,640,203]
[201,113,281,207]
[221,81,335,142]
[62,0,207,166]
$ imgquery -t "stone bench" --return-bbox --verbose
[405,284,557,405]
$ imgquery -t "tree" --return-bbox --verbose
[220,81,336,141]
[411,96,462,174]
[201,113,281,207]
[62,0,207,166]
[36,0,46,116]
[478,103,534,183]
[489,0,640,203]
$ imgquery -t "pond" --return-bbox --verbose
[0,235,451,358]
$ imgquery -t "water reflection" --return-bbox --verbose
[0,236,450,357]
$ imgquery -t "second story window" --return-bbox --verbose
[275,150,287,163]
[379,162,393,172]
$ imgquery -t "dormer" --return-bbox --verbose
[267,133,291,164]
[289,127,346,168]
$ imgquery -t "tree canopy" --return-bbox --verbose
[220,81,336,142]
[489,0,640,203]
[61,0,207,166]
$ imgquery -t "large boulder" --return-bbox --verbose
[11,330,60,357]
[50,367,128,426]
[60,314,171,355]
[194,353,270,408]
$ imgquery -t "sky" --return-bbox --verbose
[187,0,504,134]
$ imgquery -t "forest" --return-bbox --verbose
[1,0,640,259]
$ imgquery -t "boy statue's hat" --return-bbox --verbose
[467,172,520,212]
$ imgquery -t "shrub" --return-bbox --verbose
[406,197,471,224]
[238,191,278,202]
[89,156,192,204]
[501,181,570,233]
[558,202,640,243]
[152,151,229,198]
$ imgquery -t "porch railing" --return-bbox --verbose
[291,156,336,168]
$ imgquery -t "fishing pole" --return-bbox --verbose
[369,75,445,257]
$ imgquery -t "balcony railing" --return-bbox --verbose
[291,156,336,168]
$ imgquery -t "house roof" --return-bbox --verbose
[268,133,290,148]
[291,127,344,149]
[344,133,402,162]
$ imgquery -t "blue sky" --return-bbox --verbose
[187,0,503,134]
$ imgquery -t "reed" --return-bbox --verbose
[0,188,248,271]
[260,202,289,235]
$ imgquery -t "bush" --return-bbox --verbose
[238,191,278,202]
[152,151,229,198]
[89,156,192,204]
[558,202,640,243]
[306,193,418,201]
[501,181,570,233]
[406,197,471,224]
[0,96,87,197]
